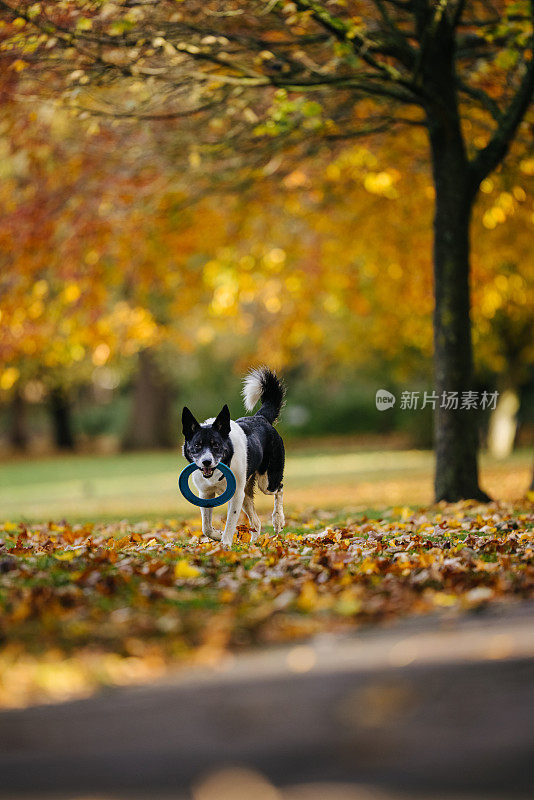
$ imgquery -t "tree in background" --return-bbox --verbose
[168,122,532,443]
[0,94,162,448]
[0,59,236,449]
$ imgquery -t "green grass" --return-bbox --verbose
[0,445,531,522]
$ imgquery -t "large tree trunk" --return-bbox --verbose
[123,349,175,450]
[9,389,28,451]
[431,171,488,501]
[49,387,75,450]
[424,26,490,503]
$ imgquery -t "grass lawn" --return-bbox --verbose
[0,445,532,522]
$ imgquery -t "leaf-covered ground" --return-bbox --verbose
[1,500,533,708]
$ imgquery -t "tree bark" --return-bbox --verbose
[49,387,75,451]
[431,169,488,501]
[8,389,28,451]
[424,24,490,502]
[123,348,175,450]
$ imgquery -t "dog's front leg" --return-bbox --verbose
[221,485,245,548]
[196,488,221,542]
[191,473,220,542]
[200,504,222,541]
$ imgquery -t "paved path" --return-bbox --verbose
[1,605,534,799]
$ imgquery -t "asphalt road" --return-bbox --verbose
[1,605,534,799]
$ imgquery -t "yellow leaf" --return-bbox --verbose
[53,548,84,561]
[11,602,31,622]
[174,559,201,579]
[392,506,411,520]
[2,522,18,532]
[54,551,76,561]
[62,283,81,304]
[145,538,159,548]
[335,590,362,616]
[76,17,93,31]
[0,367,20,391]
[297,581,319,612]
[10,59,28,72]
[520,158,534,176]
[418,552,435,568]
[359,557,379,574]
[432,592,457,607]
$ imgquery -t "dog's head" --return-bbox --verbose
[182,404,231,478]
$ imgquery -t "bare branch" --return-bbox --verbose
[292,0,423,100]
[457,81,503,123]
[369,0,418,69]
[69,99,224,121]
[469,14,534,187]
[451,0,468,28]
[325,115,425,141]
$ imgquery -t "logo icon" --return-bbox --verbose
[376,389,396,410]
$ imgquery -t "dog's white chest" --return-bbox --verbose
[192,468,225,492]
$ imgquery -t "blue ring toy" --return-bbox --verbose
[178,462,237,508]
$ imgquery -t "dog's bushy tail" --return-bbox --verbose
[242,367,286,425]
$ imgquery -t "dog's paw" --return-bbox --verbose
[272,511,285,535]
[203,529,222,542]
[249,521,262,542]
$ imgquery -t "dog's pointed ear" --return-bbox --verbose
[182,407,200,439]
[213,404,231,437]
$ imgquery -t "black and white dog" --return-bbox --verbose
[182,367,285,547]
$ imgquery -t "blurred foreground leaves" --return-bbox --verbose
[0,501,533,707]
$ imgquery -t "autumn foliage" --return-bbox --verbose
[1,501,533,706]
[0,104,532,393]
[1,1,532,395]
